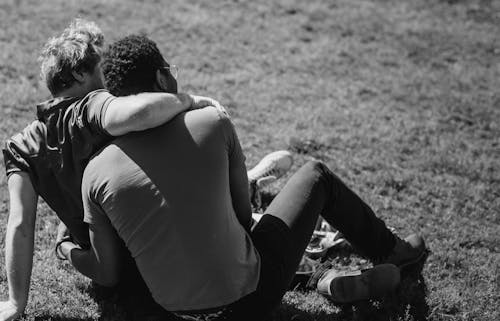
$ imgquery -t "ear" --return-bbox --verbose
[71,70,86,83]
[155,69,169,91]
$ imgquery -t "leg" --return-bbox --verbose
[263,160,396,286]
[244,160,397,318]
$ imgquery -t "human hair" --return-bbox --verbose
[39,19,104,95]
[102,34,165,96]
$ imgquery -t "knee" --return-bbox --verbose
[303,160,329,174]
[301,160,342,187]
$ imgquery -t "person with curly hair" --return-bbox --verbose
[0,20,225,321]
[55,34,427,320]
[101,34,178,97]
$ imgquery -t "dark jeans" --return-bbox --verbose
[119,160,396,320]
[228,160,397,320]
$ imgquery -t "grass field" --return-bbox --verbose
[1,0,499,320]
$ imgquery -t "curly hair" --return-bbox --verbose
[102,34,166,96]
[39,19,104,95]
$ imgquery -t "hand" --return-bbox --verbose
[0,301,23,321]
[55,221,73,260]
[189,95,230,118]
[59,240,80,261]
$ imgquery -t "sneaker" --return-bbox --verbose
[317,264,400,303]
[296,255,319,276]
[248,151,293,209]
[383,234,426,268]
[247,150,293,184]
[305,230,347,259]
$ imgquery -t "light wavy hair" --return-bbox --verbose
[39,19,104,95]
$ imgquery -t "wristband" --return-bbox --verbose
[55,236,73,260]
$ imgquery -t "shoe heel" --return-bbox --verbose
[365,264,400,298]
[329,264,400,303]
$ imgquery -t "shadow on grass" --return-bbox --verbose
[272,253,430,321]
[394,255,430,321]
[82,283,127,320]
[351,255,430,321]
[78,252,429,321]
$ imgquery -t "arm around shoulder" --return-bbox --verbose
[102,92,192,136]
[102,92,227,136]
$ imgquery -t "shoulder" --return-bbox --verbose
[2,120,46,177]
[73,89,115,115]
[81,144,111,196]
[185,106,232,130]
[4,120,46,156]
[83,141,126,183]
[72,89,116,135]
[83,89,115,101]
[83,142,116,180]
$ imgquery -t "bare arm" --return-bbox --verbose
[104,92,224,136]
[56,163,124,287]
[59,220,122,287]
[0,172,38,321]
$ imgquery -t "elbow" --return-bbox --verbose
[8,211,35,238]
[93,258,121,287]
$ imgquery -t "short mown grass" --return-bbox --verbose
[0,0,499,320]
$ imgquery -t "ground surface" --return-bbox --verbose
[0,0,499,320]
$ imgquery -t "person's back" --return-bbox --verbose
[82,106,260,311]
[3,90,116,247]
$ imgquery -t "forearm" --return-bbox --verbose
[104,92,226,136]
[105,92,192,136]
[130,93,225,131]
[60,242,119,287]
[138,92,198,131]
[5,220,35,309]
